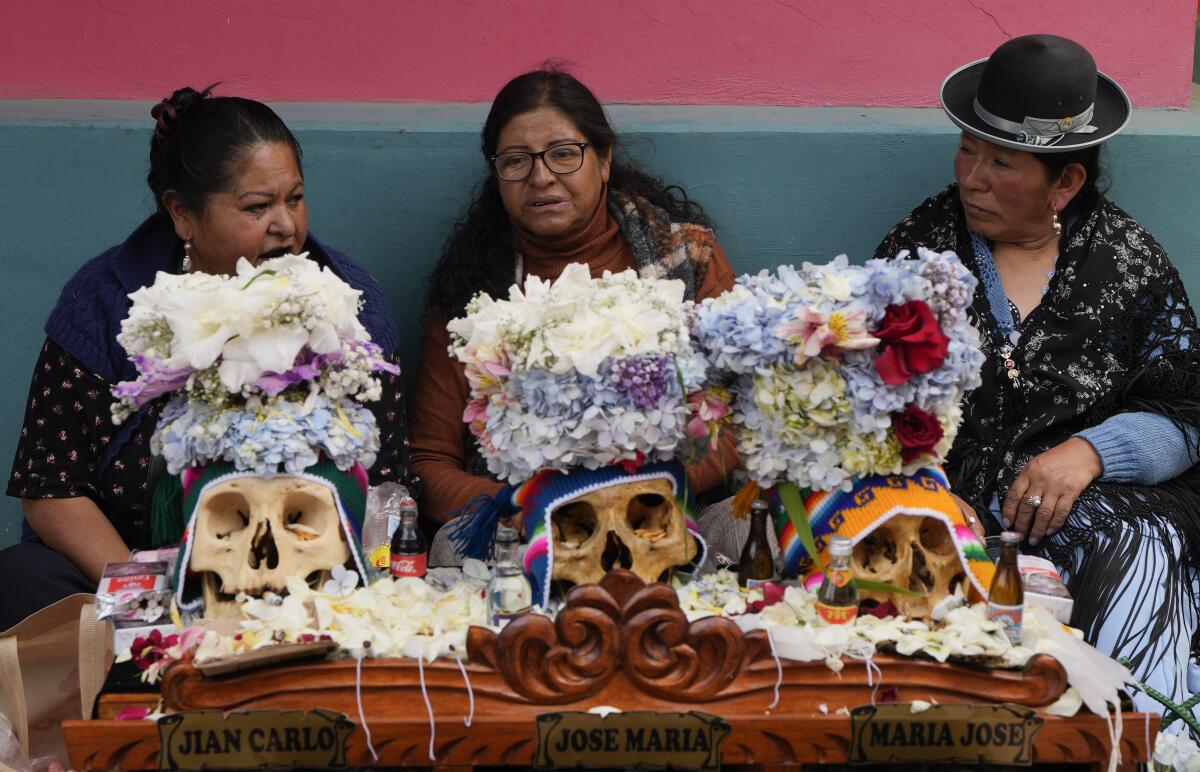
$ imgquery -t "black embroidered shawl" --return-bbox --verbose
[875,184,1200,659]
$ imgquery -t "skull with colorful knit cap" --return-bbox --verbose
[444,263,728,607]
[111,254,396,618]
[691,249,994,619]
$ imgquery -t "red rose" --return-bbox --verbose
[893,404,944,463]
[873,300,950,385]
[745,582,786,613]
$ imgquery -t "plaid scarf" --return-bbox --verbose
[607,191,716,302]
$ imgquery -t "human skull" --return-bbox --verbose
[550,478,697,588]
[190,477,350,618]
[850,515,966,619]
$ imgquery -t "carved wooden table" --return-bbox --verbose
[63,571,1156,770]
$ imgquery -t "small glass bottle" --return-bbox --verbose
[816,536,859,625]
[738,499,776,589]
[987,531,1025,646]
[487,525,532,625]
[389,504,427,579]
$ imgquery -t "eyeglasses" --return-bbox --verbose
[490,142,590,181]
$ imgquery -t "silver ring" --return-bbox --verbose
[1026,495,1043,509]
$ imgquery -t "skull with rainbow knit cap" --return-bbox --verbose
[443,263,726,605]
[692,250,993,618]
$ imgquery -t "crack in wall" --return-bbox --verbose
[967,1,1011,38]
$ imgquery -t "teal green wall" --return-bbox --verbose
[3,100,1200,548]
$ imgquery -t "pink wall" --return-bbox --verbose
[2,0,1195,108]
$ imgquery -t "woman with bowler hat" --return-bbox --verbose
[876,34,1200,713]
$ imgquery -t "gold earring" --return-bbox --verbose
[182,240,193,273]
[1051,209,1062,236]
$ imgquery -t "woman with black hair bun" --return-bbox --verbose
[413,67,739,525]
[0,86,416,628]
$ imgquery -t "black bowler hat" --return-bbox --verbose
[940,34,1130,152]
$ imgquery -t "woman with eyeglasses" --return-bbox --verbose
[412,67,739,526]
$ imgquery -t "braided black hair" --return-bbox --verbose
[1033,144,1107,222]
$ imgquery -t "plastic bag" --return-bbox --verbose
[362,482,409,577]
[0,709,65,772]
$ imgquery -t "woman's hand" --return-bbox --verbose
[949,491,986,541]
[1001,437,1103,546]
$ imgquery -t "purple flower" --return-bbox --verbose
[114,355,192,406]
[253,348,357,395]
[610,355,675,411]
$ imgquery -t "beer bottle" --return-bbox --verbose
[738,499,776,589]
[816,536,858,624]
[389,501,427,579]
[987,531,1024,645]
[487,525,532,625]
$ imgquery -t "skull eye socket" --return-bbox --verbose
[203,492,252,540]
[552,502,597,547]
[919,517,955,556]
[856,529,898,569]
[281,492,335,541]
[627,492,671,541]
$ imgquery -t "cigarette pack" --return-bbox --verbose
[96,561,170,622]
[1018,555,1073,624]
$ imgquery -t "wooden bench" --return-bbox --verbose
[64,571,1156,769]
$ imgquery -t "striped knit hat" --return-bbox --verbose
[449,461,706,607]
[769,467,994,599]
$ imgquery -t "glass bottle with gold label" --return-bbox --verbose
[816,536,858,624]
[987,531,1024,645]
[738,499,776,589]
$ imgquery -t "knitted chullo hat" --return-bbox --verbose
[449,461,706,607]
[773,467,994,599]
[167,460,370,612]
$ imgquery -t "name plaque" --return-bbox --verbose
[157,709,353,770]
[848,703,1043,766]
[534,710,729,769]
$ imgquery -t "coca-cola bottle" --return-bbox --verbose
[389,501,427,579]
